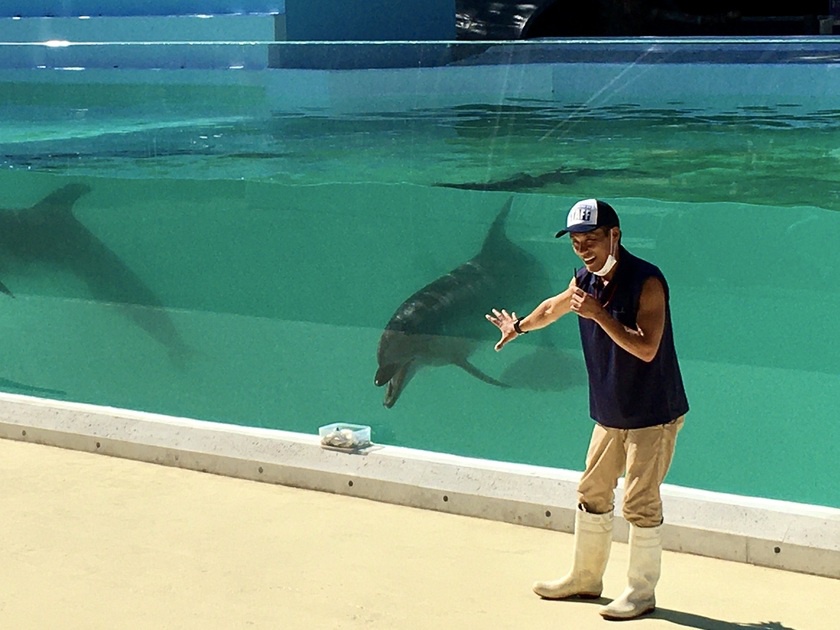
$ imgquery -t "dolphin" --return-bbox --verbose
[374,196,550,408]
[435,166,640,193]
[0,184,190,362]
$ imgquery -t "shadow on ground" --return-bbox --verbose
[538,600,796,630]
[654,610,795,630]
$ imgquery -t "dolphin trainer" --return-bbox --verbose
[374,196,550,408]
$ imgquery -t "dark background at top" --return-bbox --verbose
[456,1,839,39]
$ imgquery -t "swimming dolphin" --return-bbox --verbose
[374,196,550,408]
[435,166,640,193]
[0,184,189,361]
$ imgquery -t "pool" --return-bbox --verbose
[1,38,838,509]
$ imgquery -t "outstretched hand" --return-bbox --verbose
[485,308,518,351]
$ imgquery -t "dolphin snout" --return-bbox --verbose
[374,364,398,387]
[383,376,404,409]
[375,362,413,408]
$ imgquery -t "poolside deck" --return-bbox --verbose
[2,438,836,630]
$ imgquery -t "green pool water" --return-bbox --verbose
[0,50,838,509]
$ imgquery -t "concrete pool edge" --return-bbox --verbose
[0,392,837,579]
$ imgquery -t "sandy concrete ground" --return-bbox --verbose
[1,438,837,630]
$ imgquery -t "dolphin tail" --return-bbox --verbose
[455,358,510,389]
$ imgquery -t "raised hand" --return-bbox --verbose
[485,308,519,351]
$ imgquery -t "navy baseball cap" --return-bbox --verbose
[555,199,620,238]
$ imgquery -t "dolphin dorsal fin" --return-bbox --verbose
[30,183,92,216]
[481,196,514,252]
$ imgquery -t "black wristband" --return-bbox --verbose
[513,317,527,335]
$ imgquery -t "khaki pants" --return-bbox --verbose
[577,416,685,528]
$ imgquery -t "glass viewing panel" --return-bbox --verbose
[0,39,838,508]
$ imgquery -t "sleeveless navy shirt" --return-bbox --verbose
[575,247,689,429]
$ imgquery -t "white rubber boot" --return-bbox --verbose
[599,524,662,620]
[532,509,613,599]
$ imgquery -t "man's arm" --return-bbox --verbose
[571,276,666,362]
[486,277,576,351]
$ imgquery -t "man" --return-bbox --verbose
[486,198,689,621]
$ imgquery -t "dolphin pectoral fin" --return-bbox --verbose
[0,280,13,298]
[455,359,510,389]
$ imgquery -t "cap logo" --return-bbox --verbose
[556,198,618,238]
[568,199,598,228]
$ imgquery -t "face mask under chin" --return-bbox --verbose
[591,231,617,277]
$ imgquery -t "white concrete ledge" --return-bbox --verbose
[0,392,837,579]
